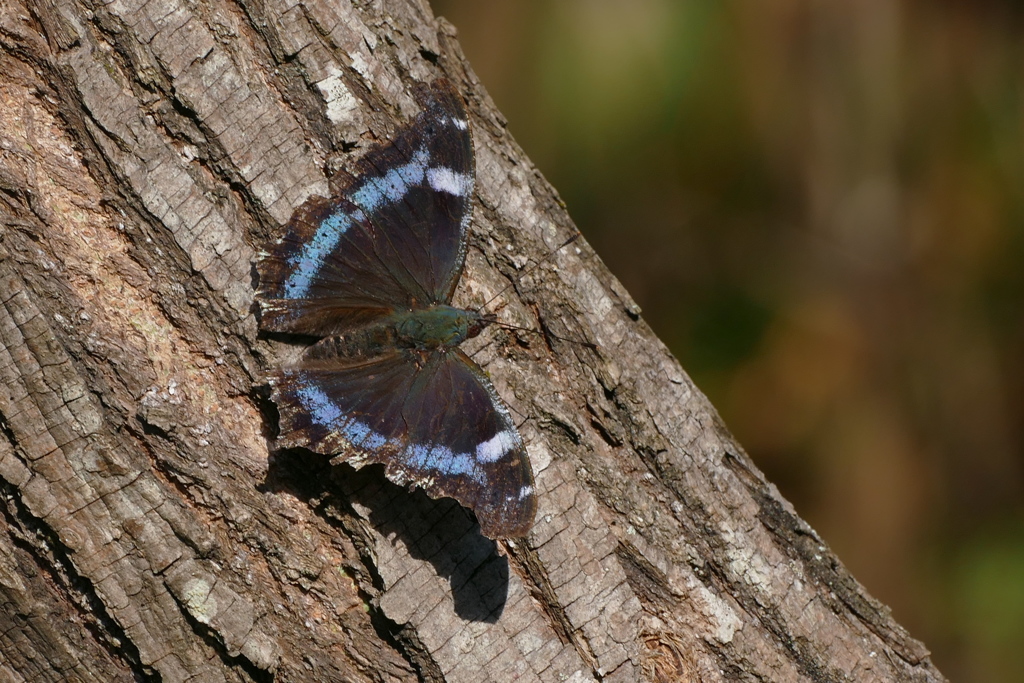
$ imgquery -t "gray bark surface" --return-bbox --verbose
[0,1,947,681]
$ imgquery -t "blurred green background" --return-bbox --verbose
[431,1,1024,680]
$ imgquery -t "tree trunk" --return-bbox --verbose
[0,1,947,681]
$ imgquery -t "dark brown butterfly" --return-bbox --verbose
[256,80,536,538]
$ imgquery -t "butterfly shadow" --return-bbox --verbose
[263,449,510,624]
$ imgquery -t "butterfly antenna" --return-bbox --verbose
[490,319,597,351]
[477,234,581,314]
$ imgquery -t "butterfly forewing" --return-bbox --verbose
[258,195,411,334]
[257,80,474,336]
[351,81,474,304]
[400,350,535,538]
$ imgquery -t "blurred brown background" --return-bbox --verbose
[432,1,1024,680]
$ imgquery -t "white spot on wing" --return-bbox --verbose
[427,166,472,197]
[476,429,517,463]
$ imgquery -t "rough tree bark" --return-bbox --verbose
[0,1,948,682]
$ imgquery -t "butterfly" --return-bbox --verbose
[256,79,537,538]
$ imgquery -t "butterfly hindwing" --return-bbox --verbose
[272,351,418,458]
[257,80,474,336]
[272,349,536,539]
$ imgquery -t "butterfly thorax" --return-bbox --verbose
[392,304,484,350]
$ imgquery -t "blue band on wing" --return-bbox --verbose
[408,443,482,483]
[296,376,488,484]
[298,383,388,450]
[353,149,430,211]
[282,147,431,300]
[284,208,362,298]
[297,383,343,424]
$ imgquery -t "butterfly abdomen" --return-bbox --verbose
[302,323,399,362]
[302,304,485,363]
